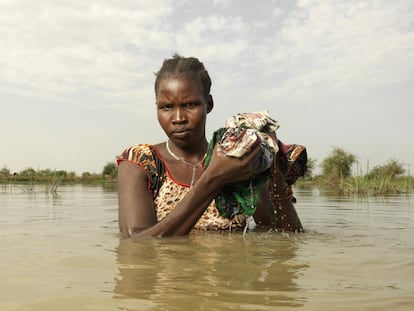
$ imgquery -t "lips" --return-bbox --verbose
[171,128,191,138]
[172,127,190,133]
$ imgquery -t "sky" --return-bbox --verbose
[1,0,413,175]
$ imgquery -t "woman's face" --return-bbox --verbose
[156,75,212,148]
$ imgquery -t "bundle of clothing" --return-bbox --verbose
[204,111,307,220]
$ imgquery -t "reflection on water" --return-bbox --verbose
[0,184,413,310]
[115,232,308,310]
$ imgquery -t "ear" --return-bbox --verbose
[206,95,214,113]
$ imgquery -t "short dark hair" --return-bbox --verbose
[154,54,212,99]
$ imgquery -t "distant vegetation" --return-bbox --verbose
[301,147,413,195]
[0,161,118,191]
[2,148,413,195]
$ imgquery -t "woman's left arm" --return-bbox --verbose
[254,155,304,232]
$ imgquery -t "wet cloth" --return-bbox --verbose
[204,111,279,219]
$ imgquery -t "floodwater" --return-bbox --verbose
[0,184,413,311]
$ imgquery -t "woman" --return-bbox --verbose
[117,55,304,238]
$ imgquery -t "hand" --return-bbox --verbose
[205,142,262,186]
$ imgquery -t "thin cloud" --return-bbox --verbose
[0,0,174,97]
[257,0,414,100]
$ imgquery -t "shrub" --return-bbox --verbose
[321,147,356,182]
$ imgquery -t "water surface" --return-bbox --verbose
[0,184,413,310]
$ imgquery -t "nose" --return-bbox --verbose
[172,107,188,124]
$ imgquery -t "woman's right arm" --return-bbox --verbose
[117,161,157,237]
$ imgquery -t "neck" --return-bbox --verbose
[166,140,207,166]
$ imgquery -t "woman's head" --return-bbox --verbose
[155,54,212,101]
[155,55,213,148]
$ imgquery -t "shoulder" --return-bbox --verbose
[117,144,161,176]
[277,141,307,185]
[117,143,164,179]
[118,144,166,199]
[118,144,155,164]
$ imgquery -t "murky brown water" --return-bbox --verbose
[0,184,413,310]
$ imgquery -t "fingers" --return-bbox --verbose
[238,144,262,177]
[210,141,262,181]
[245,143,262,160]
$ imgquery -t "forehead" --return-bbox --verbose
[157,75,203,97]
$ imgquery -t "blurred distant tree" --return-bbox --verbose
[103,162,118,178]
[20,167,36,177]
[304,157,317,179]
[369,159,405,178]
[55,170,67,178]
[1,166,10,177]
[81,172,91,178]
[67,171,77,180]
[38,169,53,177]
[321,147,356,180]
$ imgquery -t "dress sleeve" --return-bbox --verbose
[117,144,165,199]
[277,141,307,185]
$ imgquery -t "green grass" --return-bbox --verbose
[305,175,414,196]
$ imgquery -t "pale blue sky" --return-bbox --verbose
[1,0,413,175]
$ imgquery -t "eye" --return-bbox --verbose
[183,102,198,109]
[158,103,173,111]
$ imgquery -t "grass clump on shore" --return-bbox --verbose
[305,149,414,196]
[309,174,414,196]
